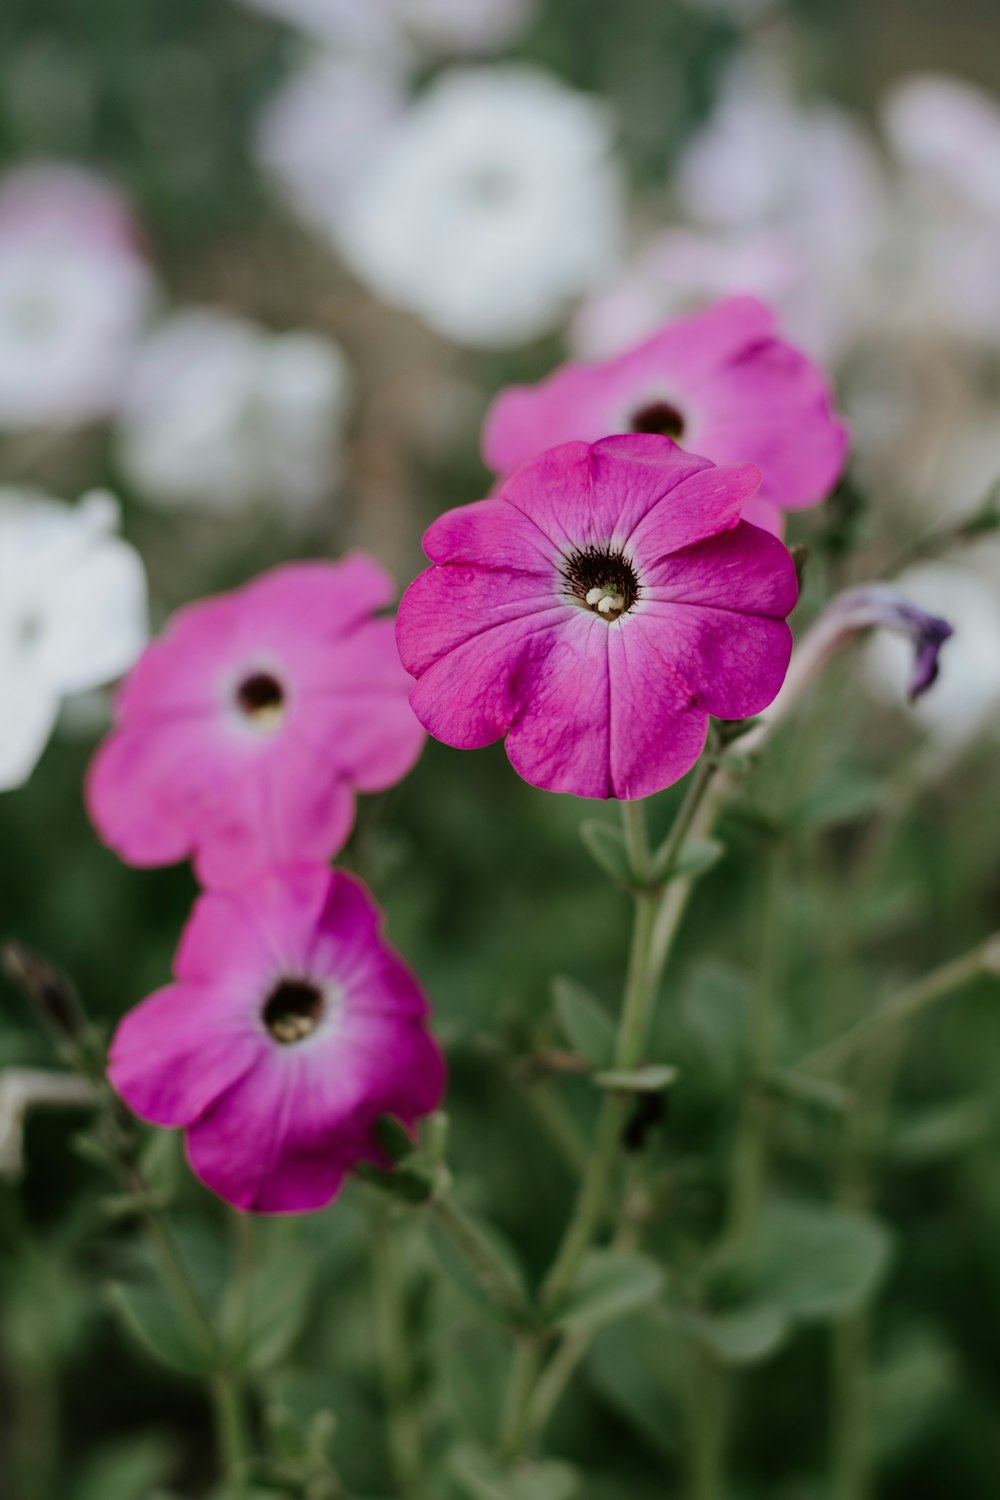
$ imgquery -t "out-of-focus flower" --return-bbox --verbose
[865,562,1000,746]
[882,74,1000,343]
[335,66,624,348]
[257,55,407,241]
[0,164,154,429]
[109,865,446,1213]
[241,0,534,54]
[0,489,148,791]
[485,298,847,536]
[87,557,424,888]
[397,434,797,799]
[116,310,351,514]
[674,59,884,359]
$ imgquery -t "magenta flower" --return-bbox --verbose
[87,557,424,887]
[109,864,445,1213]
[396,434,798,799]
[483,296,848,536]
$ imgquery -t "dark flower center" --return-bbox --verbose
[237,671,285,729]
[630,400,686,440]
[264,978,325,1045]
[562,547,640,622]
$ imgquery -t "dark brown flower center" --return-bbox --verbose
[562,547,640,622]
[264,979,325,1045]
[237,671,285,729]
[630,400,686,440]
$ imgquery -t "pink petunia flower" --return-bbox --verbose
[87,557,424,887]
[396,434,798,799]
[483,296,848,536]
[109,864,446,1213]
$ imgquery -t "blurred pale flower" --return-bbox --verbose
[674,60,884,357]
[241,0,534,54]
[865,561,1000,748]
[117,309,351,513]
[257,55,407,239]
[0,489,148,791]
[335,66,624,347]
[572,228,827,360]
[882,75,1000,343]
[0,164,154,429]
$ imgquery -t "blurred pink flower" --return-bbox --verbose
[396,434,797,799]
[484,298,848,536]
[87,557,424,887]
[0,164,154,429]
[109,864,445,1213]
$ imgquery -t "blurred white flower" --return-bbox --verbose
[0,488,148,791]
[116,309,352,513]
[572,228,829,359]
[240,0,534,54]
[0,164,154,430]
[865,560,1000,750]
[881,74,1000,344]
[257,55,406,240]
[335,66,624,347]
[674,59,884,358]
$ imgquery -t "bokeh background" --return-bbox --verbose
[3,1,1000,1497]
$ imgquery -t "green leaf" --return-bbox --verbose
[551,1249,663,1334]
[870,1326,958,1462]
[883,1097,993,1165]
[375,1114,418,1163]
[579,821,629,883]
[450,1444,578,1500]
[721,1199,892,1322]
[686,1303,789,1367]
[427,1210,529,1324]
[791,772,882,830]
[592,1064,678,1094]
[586,1309,683,1457]
[552,976,615,1069]
[653,837,724,885]
[71,1435,174,1500]
[225,1252,316,1373]
[105,1283,212,1376]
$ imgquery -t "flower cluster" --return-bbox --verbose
[91,557,443,1213]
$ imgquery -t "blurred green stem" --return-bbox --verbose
[371,1209,425,1500]
[501,758,723,1458]
[688,1344,726,1500]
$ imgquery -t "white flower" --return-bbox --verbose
[0,489,148,791]
[116,309,352,513]
[0,165,154,430]
[673,59,884,358]
[865,560,1000,750]
[257,55,407,240]
[334,66,624,347]
[880,75,1000,344]
[240,0,534,54]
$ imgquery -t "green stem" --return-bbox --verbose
[212,1373,251,1499]
[371,1212,424,1499]
[688,1344,726,1500]
[499,1337,545,1459]
[798,938,999,1076]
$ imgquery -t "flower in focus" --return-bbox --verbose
[0,164,154,429]
[257,55,407,243]
[242,0,534,54]
[0,489,148,791]
[116,309,352,514]
[87,557,424,886]
[865,562,1000,747]
[485,298,848,536]
[396,434,797,799]
[334,66,624,347]
[109,864,446,1213]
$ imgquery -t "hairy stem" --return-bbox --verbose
[371,1211,424,1500]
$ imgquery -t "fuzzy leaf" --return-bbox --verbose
[552,977,615,1069]
[687,1303,789,1366]
[105,1283,212,1376]
[450,1444,578,1500]
[578,821,629,883]
[653,836,725,884]
[552,1249,663,1334]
